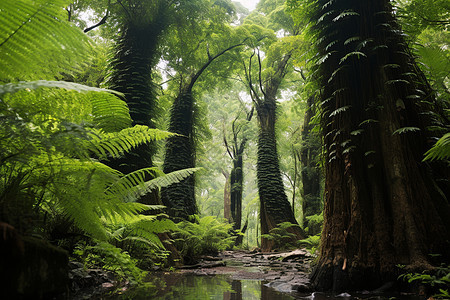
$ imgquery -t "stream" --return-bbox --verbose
[111,250,424,300]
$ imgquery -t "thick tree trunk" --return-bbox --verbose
[256,102,304,251]
[161,91,197,221]
[106,19,166,205]
[309,0,450,291]
[300,96,322,235]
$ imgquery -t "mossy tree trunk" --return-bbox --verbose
[161,90,197,221]
[308,0,450,291]
[106,5,169,205]
[247,54,305,251]
[162,42,245,221]
[300,96,322,235]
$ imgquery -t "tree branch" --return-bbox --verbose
[84,12,109,33]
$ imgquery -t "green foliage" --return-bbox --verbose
[298,234,320,255]
[173,215,235,263]
[0,0,89,81]
[261,222,302,251]
[424,133,450,161]
[398,263,450,299]
[73,241,147,284]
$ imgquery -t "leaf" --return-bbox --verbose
[329,105,351,117]
[392,127,421,135]
[333,10,359,22]
[385,79,410,85]
[344,36,360,45]
[359,119,379,126]
[0,0,89,81]
[351,129,364,136]
[0,80,123,96]
[340,51,367,64]
[423,133,450,161]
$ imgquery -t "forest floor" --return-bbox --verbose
[177,249,315,293]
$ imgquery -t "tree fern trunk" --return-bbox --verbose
[105,6,169,204]
[161,91,197,221]
[256,100,304,251]
[309,0,450,291]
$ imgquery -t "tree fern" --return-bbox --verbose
[0,81,131,132]
[0,0,89,81]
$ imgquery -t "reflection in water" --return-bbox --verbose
[116,274,423,300]
[127,273,295,300]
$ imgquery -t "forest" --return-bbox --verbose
[0,0,449,299]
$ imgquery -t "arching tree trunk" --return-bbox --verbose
[162,42,245,221]
[308,0,450,291]
[300,96,322,235]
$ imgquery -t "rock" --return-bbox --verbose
[293,283,312,293]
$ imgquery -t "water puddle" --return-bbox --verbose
[115,273,423,300]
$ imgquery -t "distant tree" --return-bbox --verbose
[223,105,253,245]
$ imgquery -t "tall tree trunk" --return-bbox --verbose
[256,100,304,251]
[106,7,168,205]
[161,91,197,221]
[162,42,245,221]
[249,54,305,251]
[300,96,322,235]
[308,0,450,291]
[230,151,243,230]
[224,107,253,245]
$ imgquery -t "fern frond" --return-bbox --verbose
[0,80,123,96]
[423,133,450,161]
[0,0,89,81]
[392,126,420,135]
[1,82,131,132]
[116,167,202,202]
[86,126,174,159]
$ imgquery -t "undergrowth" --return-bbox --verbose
[173,215,235,264]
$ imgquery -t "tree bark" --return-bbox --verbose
[256,100,304,251]
[161,91,197,221]
[106,11,168,205]
[308,0,450,291]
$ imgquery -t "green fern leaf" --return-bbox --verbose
[423,133,450,161]
[392,127,421,135]
[0,0,89,81]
